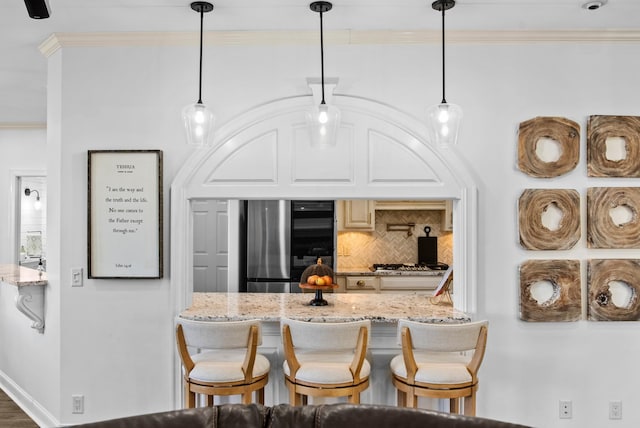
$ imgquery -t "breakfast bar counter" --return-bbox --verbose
[0,263,47,286]
[0,264,47,332]
[181,292,469,323]
[178,292,471,407]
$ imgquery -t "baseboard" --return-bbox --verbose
[0,370,60,427]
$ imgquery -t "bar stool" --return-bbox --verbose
[390,320,488,416]
[175,318,270,407]
[281,318,370,405]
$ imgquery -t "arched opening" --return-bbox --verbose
[170,95,478,315]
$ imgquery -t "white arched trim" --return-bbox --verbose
[171,94,478,315]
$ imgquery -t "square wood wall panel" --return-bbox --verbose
[587,115,640,177]
[588,259,640,321]
[587,187,640,249]
[518,116,580,178]
[519,259,581,322]
[518,189,581,250]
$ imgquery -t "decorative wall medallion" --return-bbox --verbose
[518,116,580,178]
[587,187,640,248]
[587,115,640,177]
[518,189,580,250]
[519,259,581,322]
[588,259,640,321]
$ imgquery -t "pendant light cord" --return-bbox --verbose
[198,7,204,104]
[440,5,446,104]
[319,9,326,105]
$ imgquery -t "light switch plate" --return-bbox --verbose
[71,268,83,287]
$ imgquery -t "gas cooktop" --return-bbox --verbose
[372,263,449,272]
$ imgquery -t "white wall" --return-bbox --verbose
[0,128,56,423]
[0,129,46,262]
[3,35,639,427]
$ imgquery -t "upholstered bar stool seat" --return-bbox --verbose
[190,350,270,383]
[281,318,371,405]
[390,320,488,416]
[176,318,270,408]
[283,349,371,384]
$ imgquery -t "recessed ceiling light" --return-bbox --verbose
[582,1,607,10]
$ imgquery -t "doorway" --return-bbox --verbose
[192,199,229,292]
[16,175,47,270]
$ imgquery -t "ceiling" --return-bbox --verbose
[1,0,638,125]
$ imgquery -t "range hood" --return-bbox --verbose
[374,200,447,210]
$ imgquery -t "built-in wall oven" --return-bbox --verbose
[242,200,335,293]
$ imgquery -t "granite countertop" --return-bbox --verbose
[0,264,47,286]
[335,267,446,277]
[180,292,469,323]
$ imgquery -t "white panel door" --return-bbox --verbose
[192,199,228,292]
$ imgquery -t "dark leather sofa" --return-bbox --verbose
[72,403,530,428]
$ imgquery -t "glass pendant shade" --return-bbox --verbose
[426,102,462,147]
[307,102,340,147]
[184,1,214,148]
[428,0,462,148]
[182,102,215,147]
[308,1,339,148]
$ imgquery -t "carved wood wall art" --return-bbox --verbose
[518,189,581,250]
[518,116,580,178]
[587,187,640,249]
[587,115,640,177]
[519,259,581,322]
[588,259,640,321]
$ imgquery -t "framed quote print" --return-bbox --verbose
[88,150,163,279]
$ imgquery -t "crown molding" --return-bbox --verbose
[0,122,46,130]
[39,29,640,57]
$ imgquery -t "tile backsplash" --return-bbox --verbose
[337,210,453,269]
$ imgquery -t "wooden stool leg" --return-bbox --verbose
[301,394,308,405]
[464,392,477,416]
[397,389,406,407]
[185,382,196,408]
[288,383,302,405]
[348,393,361,404]
[257,387,265,405]
[450,398,460,414]
[241,392,252,404]
[206,395,214,407]
[406,391,417,408]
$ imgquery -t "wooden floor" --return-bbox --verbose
[0,388,38,428]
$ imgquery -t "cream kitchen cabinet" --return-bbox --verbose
[442,199,453,231]
[337,200,375,231]
[379,276,441,294]
[336,273,444,295]
[346,276,377,292]
[373,199,453,231]
[374,200,447,210]
[336,275,377,293]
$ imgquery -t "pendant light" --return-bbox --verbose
[426,0,462,147]
[307,1,340,147]
[183,2,215,148]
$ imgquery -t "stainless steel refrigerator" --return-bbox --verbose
[244,200,334,293]
[245,200,291,292]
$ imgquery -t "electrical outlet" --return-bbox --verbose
[609,401,622,420]
[72,395,84,414]
[559,400,572,419]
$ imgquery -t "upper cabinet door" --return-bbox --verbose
[442,199,453,232]
[338,200,375,231]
